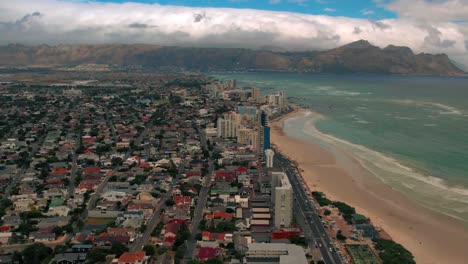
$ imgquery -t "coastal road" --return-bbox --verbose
[274,151,344,264]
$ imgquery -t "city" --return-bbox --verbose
[0,71,408,264]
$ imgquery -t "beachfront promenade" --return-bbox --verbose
[274,150,344,264]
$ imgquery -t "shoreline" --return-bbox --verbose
[271,106,468,264]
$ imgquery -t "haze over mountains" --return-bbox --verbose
[0,40,464,76]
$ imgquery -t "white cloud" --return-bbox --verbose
[324,8,336,12]
[0,0,467,67]
[361,9,375,15]
[385,0,468,22]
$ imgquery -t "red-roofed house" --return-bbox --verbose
[197,247,222,261]
[235,167,248,175]
[117,250,146,264]
[173,196,193,206]
[163,222,181,245]
[206,211,233,221]
[83,167,101,174]
[0,226,10,233]
[201,231,228,242]
[52,168,68,175]
[214,171,236,182]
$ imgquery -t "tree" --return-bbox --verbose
[143,245,156,256]
[53,226,64,236]
[324,209,331,216]
[110,242,129,257]
[374,239,415,264]
[21,243,53,264]
[54,244,69,254]
[87,248,107,263]
[165,199,175,207]
[336,230,347,241]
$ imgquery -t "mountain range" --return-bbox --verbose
[0,40,464,76]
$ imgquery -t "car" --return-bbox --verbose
[322,233,325,237]
[329,247,333,252]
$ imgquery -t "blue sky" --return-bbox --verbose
[95,0,396,19]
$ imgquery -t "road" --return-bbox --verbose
[182,125,214,263]
[4,134,45,198]
[274,151,344,264]
[129,159,187,252]
[85,126,148,211]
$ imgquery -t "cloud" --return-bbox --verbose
[424,26,456,48]
[368,20,391,30]
[0,0,467,66]
[324,8,336,12]
[385,0,468,22]
[128,23,149,28]
[353,27,362,34]
[361,9,375,15]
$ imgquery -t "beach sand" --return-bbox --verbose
[271,107,468,264]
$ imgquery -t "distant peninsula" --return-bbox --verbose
[0,40,465,76]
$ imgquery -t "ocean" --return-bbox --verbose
[213,72,468,222]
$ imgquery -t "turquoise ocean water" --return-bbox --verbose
[213,72,468,222]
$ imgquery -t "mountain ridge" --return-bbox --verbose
[0,40,465,76]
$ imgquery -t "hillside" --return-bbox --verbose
[0,40,464,75]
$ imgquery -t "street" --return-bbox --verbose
[183,125,214,263]
[274,150,344,264]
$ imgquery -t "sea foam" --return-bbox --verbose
[287,112,468,222]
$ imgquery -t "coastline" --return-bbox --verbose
[271,106,468,264]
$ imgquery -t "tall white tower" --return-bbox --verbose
[265,149,275,168]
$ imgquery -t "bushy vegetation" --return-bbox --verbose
[311,192,331,206]
[374,239,415,264]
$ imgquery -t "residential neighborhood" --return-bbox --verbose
[0,71,402,264]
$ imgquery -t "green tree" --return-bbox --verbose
[143,245,156,256]
[374,239,415,264]
[21,243,53,264]
[53,226,64,236]
[109,242,129,257]
[87,248,107,263]
[165,199,175,207]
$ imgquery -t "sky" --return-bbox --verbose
[0,0,467,68]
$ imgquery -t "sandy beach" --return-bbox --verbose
[271,106,468,264]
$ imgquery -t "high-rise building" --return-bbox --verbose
[257,110,271,155]
[251,87,260,101]
[265,149,275,168]
[263,126,270,151]
[237,127,258,149]
[217,112,240,138]
[271,172,293,228]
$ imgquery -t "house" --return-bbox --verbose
[107,227,136,240]
[29,232,55,242]
[93,233,131,247]
[163,222,181,244]
[0,232,12,244]
[206,211,233,221]
[173,196,193,207]
[54,252,87,264]
[202,231,233,243]
[117,250,147,264]
[197,247,222,261]
[214,171,236,183]
[71,244,93,253]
